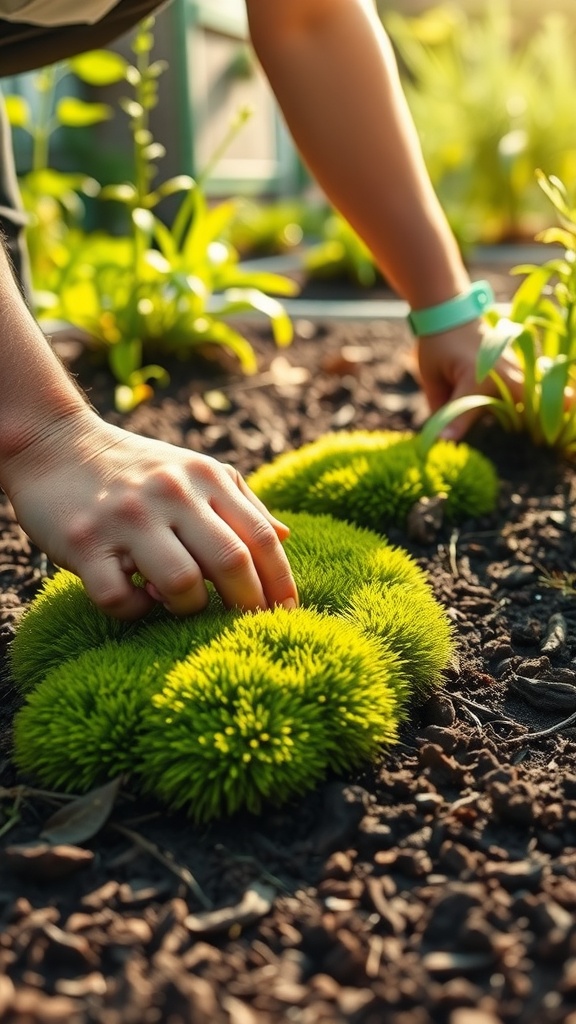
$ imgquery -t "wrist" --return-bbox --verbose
[0,400,94,499]
[407,280,494,338]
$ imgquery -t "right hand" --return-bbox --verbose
[5,410,299,620]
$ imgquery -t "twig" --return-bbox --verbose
[505,708,576,745]
[110,823,212,909]
[448,528,460,577]
[453,694,518,724]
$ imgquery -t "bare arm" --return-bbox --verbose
[246,0,523,435]
[0,244,298,619]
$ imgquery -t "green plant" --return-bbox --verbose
[9,509,457,820]
[4,51,128,291]
[281,510,431,614]
[140,607,400,820]
[343,582,453,704]
[13,641,166,791]
[303,211,379,287]
[384,2,576,246]
[226,198,325,257]
[35,20,298,411]
[420,172,576,455]
[9,569,131,691]
[247,430,498,533]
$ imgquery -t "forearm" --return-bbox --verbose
[0,244,89,486]
[246,0,469,308]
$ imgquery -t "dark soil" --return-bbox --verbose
[2,264,576,1024]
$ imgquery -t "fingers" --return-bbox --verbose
[131,466,297,615]
[172,505,298,613]
[81,557,156,620]
[224,465,292,541]
[66,448,298,620]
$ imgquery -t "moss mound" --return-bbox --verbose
[140,608,400,821]
[247,429,498,532]
[10,510,456,821]
[13,641,166,791]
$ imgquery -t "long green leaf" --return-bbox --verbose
[510,265,556,322]
[476,318,525,382]
[221,270,299,296]
[418,394,505,455]
[539,359,568,445]
[221,289,293,347]
[195,319,258,374]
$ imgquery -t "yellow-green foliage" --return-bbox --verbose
[248,430,498,532]
[10,510,456,821]
[140,608,399,821]
[13,642,166,791]
[129,594,237,662]
[425,440,499,521]
[9,570,133,692]
[280,510,429,613]
[344,583,454,702]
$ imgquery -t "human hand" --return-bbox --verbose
[5,411,298,620]
[415,319,525,441]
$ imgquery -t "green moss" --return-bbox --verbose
[130,593,238,665]
[343,582,454,707]
[10,485,459,821]
[248,429,498,532]
[9,570,134,692]
[425,439,499,520]
[281,510,429,614]
[139,607,400,821]
[13,641,167,792]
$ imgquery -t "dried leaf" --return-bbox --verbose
[508,674,576,712]
[40,777,122,845]
[3,842,94,880]
[184,881,275,935]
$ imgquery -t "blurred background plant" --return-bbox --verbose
[3,51,126,292]
[383,1,576,248]
[420,172,576,454]
[5,19,298,412]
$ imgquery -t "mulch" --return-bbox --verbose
[2,262,576,1024]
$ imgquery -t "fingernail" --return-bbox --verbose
[282,597,297,610]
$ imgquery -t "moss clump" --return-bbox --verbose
[9,570,134,692]
[129,594,237,664]
[139,607,400,821]
[343,582,454,707]
[215,607,401,771]
[280,510,429,614]
[425,439,499,521]
[13,641,167,791]
[248,430,498,533]
[10,508,456,821]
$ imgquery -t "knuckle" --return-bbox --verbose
[65,515,99,555]
[112,491,149,528]
[250,517,281,551]
[217,540,252,578]
[88,583,131,617]
[152,466,191,502]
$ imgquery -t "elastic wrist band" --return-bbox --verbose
[407,280,494,337]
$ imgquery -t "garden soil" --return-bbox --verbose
[2,264,576,1024]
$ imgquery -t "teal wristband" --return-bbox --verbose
[407,280,494,337]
